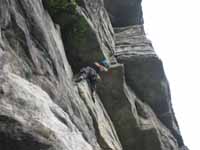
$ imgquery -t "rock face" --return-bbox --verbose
[0,0,188,150]
[114,25,184,147]
[43,0,115,72]
[104,0,143,27]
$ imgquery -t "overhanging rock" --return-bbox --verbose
[104,0,143,27]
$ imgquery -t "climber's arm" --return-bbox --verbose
[97,74,101,81]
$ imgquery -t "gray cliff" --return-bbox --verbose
[0,0,188,150]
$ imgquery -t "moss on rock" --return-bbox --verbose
[44,0,77,17]
[43,0,105,71]
[44,0,89,49]
[65,15,90,49]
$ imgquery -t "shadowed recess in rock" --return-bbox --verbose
[103,0,143,27]
[0,115,51,150]
[43,0,114,72]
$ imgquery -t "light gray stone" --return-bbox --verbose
[114,25,184,147]
[0,72,93,150]
[0,0,122,149]
[97,64,179,150]
[0,0,188,150]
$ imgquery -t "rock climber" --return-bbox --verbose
[75,59,110,97]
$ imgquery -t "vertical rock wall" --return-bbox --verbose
[0,0,188,150]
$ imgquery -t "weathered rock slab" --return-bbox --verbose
[43,0,115,72]
[97,64,179,150]
[0,72,93,150]
[0,0,188,150]
[114,25,184,147]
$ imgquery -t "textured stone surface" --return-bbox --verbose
[77,81,122,150]
[43,0,115,72]
[97,64,179,150]
[114,25,184,147]
[104,0,143,27]
[0,72,93,150]
[0,0,121,149]
[114,25,154,56]
[0,0,188,150]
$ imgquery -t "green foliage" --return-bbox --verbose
[45,0,89,48]
[66,15,89,49]
[46,0,77,16]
